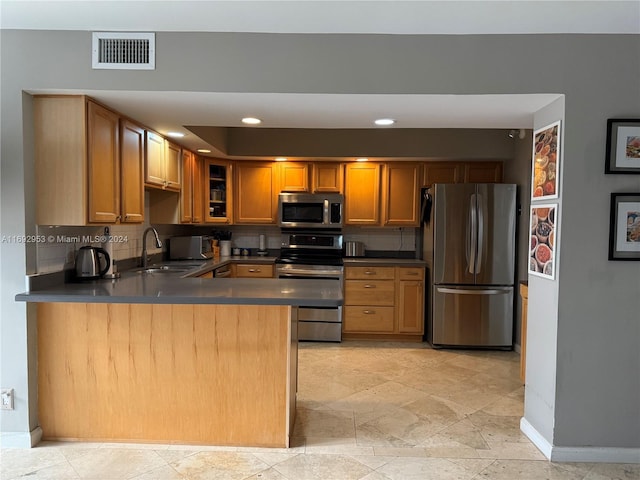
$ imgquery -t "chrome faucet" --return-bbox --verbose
[141,227,162,268]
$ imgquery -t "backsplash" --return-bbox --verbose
[343,227,416,254]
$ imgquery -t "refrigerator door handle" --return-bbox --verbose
[437,287,511,295]
[476,193,484,274]
[468,194,477,274]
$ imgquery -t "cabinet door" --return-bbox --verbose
[164,140,182,191]
[397,279,425,334]
[312,163,343,193]
[234,264,274,278]
[205,159,232,224]
[344,163,381,225]
[192,155,203,224]
[279,162,309,192]
[180,150,194,223]
[87,101,120,223]
[234,162,277,224]
[463,161,503,183]
[343,306,395,333]
[119,120,144,223]
[145,130,165,187]
[383,163,420,226]
[423,161,460,187]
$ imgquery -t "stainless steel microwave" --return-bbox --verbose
[169,235,214,260]
[278,193,343,229]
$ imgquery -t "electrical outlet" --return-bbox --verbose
[1,389,14,410]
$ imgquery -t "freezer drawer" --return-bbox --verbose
[432,285,513,348]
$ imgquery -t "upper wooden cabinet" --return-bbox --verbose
[312,163,343,193]
[119,119,145,223]
[180,150,203,224]
[423,160,503,187]
[144,131,181,191]
[463,161,503,183]
[423,162,461,187]
[205,159,233,224]
[382,163,421,227]
[34,95,130,225]
[344,163,381,225]
[234,162,277,224]
[277,162,344,193]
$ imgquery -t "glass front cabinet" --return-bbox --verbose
[205,159,232,224]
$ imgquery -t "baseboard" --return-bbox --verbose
[0,426,42,448]
[514,342,521,354]
[521,417,640,464]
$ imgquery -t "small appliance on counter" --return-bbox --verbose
[101,227,120,278]
[344,241,366,257]
[169,236,214,260]
[257,234,268,256]
[75,246,111,280]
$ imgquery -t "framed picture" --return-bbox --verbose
[531,120,561,200]
[608,193,640,260]
[605,119,640,174]
[529,204,558,279]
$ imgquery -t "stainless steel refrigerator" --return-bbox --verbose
[423,183,516,348]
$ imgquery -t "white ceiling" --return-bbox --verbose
[7,1,639,154]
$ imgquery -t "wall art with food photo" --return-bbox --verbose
[605,119,640,174]
[531,120,561,199]
[529,204,558,279]
[608,193,640,260]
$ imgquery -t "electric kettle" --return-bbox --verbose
[75,246,110,279]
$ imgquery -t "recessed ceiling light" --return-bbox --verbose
[275,157,287,162]
[166,131,185,138]
[197,149,211,153]
[242,117,261,125]
[374,118,395,126]
[356,158,368,162]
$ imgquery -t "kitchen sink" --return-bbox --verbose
[133,265,192,275]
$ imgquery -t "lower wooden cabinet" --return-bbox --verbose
[343,265,425,340]
[232,263,274,278]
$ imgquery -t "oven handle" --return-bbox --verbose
[277,269,343,277]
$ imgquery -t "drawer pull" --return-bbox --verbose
[248,269,261,273]
[362,310,376,314]
[364,270,375,275]
[406,272,419,275]
[363,284,376,289]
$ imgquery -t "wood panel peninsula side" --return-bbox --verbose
[16,275,342,447]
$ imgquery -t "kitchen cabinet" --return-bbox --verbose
[232,263,274,278]
[197,270,214,279]
[144,131,181,191]
[396,267,425,334]
[383,163,421,226]
[278,162,309,192]
[119,119,145,223]
[234,162,277,224]
[205,159,233,224]
[34,95,125,225]
[180,150,203,224]
[343,265,425,340]
[423,162,461,187]
[463,161,503,183]
[344,163,381,225]
[312,163,344,193]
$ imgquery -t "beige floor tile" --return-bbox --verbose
[66,448,168,480]
[475,459,592,479]
[129,464,186,479]
[169,451,269,480]
[583,463,640,479]
[243,467,290,479]
[272,453,373,480]
[0,448,72,480]
[376,456,484,480]
[293,407,356,438]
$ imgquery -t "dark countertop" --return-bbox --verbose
[343,258,427,267]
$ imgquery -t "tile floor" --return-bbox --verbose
[2,341,638,479]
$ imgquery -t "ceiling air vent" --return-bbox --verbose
[92,32,155,70]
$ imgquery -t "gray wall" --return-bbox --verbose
[1,30,639,452]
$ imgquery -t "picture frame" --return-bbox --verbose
[531,120,561,200]
[605,119,640,174]
[608,193,640,260]
[528,204,558,279]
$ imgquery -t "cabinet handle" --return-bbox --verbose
[363,284,376,289]
[362,310,376,314]
[364,270,375,275]
[406,271,419,275]
[249,269,261,273]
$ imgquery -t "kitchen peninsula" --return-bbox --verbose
[16,274,342,448]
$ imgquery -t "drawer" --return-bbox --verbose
[346,266,395,280]
[345,280,395,305]
[343,306,394,333]
[397,267,424,280]
[234,264,274,278]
